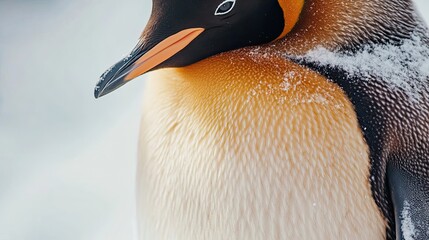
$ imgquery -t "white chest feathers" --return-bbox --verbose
[136,55,386,240]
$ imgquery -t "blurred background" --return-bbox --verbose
[0,0,428,240]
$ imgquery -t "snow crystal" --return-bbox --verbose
[280,80,291,92]
[99,53,132,83]
[293,34,429,101]
[281,71,296,92]
[247,46,277,60]
[99,65,113,83]
[401,200,418,240]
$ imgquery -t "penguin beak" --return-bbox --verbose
[94,28,205,98]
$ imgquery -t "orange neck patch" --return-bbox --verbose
[277,0,305,39]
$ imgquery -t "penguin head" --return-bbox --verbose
[95,0,304,98]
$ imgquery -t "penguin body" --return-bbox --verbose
[95,0,429,239]
[281,1,429,238]
[137,51,385,239]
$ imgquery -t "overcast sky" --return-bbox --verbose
[0,1,428,240]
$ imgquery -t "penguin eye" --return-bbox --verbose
[215,0,236,16]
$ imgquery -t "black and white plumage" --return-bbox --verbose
[96,0,429,239]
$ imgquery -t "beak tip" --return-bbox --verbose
[94,75,127,99]
[94,85,103,99]
[94,87,101,99]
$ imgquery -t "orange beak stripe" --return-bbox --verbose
[125,28,205,81]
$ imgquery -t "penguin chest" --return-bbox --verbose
[137,54,386,240]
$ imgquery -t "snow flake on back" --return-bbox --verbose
[401,200,419,240]
[294,34,429,101]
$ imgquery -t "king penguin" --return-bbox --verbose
[94,0,429,239]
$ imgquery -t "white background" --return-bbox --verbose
[0,1,428,239]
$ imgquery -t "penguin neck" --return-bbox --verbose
[280,0,425,54]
